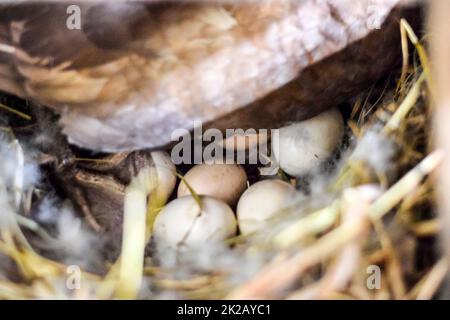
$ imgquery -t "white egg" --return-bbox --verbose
[153,196,237,248]
[237,179,297,235]
[177,164,247,206]
[272,107,344,177]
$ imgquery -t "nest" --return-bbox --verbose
[0,19,446,300]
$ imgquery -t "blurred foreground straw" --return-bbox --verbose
[429,0,450,269]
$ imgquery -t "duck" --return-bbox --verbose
[0,0,409,152]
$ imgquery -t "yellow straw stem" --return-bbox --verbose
[115,167,156,299]
[400,19,434,97]
[385,72,425,132]
[0,103,31,121]
[368,150,445,221]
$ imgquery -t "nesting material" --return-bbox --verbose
[237,179,297,235]
[0,16,443,301]
[272,107,345,177]
[177,164,247,206]
[117,151,177,299]
[153,196,237,248]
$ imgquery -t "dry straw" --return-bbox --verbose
[0,18,446,300]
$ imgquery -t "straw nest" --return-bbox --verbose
[0,19,446,300]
